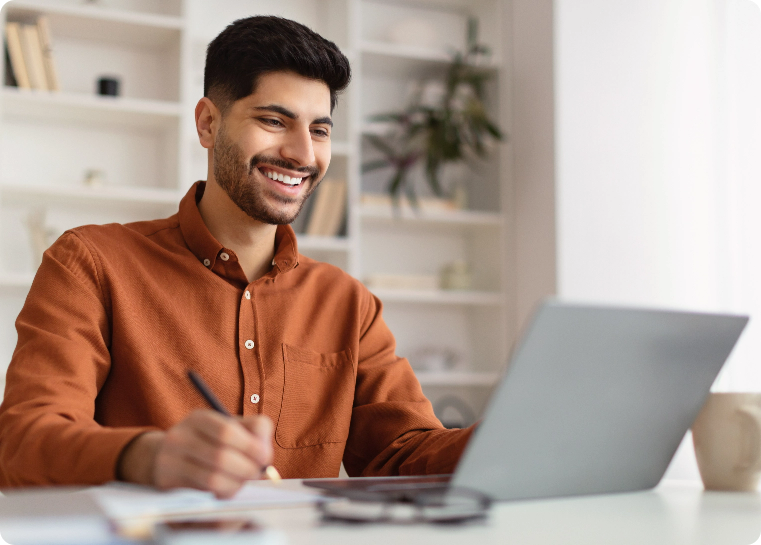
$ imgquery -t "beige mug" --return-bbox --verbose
[692,392,761,491]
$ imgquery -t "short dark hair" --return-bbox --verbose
[204,16,351,113]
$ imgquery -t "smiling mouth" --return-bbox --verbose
[258,167,306,186]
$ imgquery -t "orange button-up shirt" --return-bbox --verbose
[0,182,472,487]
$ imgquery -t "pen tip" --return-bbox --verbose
[265,465,282,482]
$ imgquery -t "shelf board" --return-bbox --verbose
[296,234,351,253]
[415,370,499,387]
[361,41,499,78]
[0,183,182,209]
[362,40,452,63]
[369,287,504,306]
[6,1,183,48]
[1,88,182,129]
[359,205,503,228]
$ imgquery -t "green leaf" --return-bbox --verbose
[361,159,392,173]
[387,169,405,199]
[363,134,398,159]
[368,112,406,123]
[361,33,503,203]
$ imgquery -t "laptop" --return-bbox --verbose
[305,300,748,502]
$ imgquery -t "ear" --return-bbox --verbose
[195,97,220,149]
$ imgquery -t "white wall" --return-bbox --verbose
[720,0,761,391]
[555,0,725,312]
[554,0,761,481]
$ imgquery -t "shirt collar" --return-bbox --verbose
[179,181,299,278]
[272,221,299,274]
[179,182,223,270]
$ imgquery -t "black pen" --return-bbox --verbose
[187,370,282,482]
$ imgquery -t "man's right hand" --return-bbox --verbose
[118,410,274,498]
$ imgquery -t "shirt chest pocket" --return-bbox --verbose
[275,343,355,449]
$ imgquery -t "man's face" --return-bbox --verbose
[212,71,332,224]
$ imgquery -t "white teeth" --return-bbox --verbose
[261,169,302,185]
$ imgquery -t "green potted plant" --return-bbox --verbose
[363,19,504,207]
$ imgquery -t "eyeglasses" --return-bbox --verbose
[317,487,491,524]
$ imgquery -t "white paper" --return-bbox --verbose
[91,482,322,521]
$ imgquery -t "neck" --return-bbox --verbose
[198,180,277,282]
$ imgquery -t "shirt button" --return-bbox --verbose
[220,252,230,261]
[244,290,251,299]
[245,340,254,349]
[250,393,260,404]
[203,259,211,267]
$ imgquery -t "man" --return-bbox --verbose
[0,16,472,498]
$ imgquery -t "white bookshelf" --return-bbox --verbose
[0,183,182,212]
[367,288,504,306]
[349,0,508,425]
[360,40,501,81]
[361,40,452,62]
[0,88,182,128]
[296,234,351,253]
[0,0,189,371]
[6,1,184,46]
[0,0,510,427]
[360,206,504,227]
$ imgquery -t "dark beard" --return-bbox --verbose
[213,126,320,225]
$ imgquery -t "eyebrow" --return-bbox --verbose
[253,104,333,127]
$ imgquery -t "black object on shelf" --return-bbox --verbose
[4,45,18,87]
[97,76,120,96]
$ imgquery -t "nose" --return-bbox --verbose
[280,126,316,167]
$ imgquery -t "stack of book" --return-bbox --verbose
[299,179,347,237]
[5,17,59,91]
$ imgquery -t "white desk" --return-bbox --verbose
[253,480,761,545]
[1,480,760,545]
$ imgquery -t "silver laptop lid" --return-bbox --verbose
[453,301,748,501]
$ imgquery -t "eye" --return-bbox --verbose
[312,127,330,138]
[259,117,284,127]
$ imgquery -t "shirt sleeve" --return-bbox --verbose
[343,290,474,477]
[0,232,152,487]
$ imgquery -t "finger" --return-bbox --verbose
[172,434,262,482]
[183,411,271,472]
[248,434,273,468]
[252,415,274,439]
[154,446,245,499]
[186,410,260,453]
[165,414,265,478]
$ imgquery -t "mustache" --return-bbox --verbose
[248,154,320,178]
